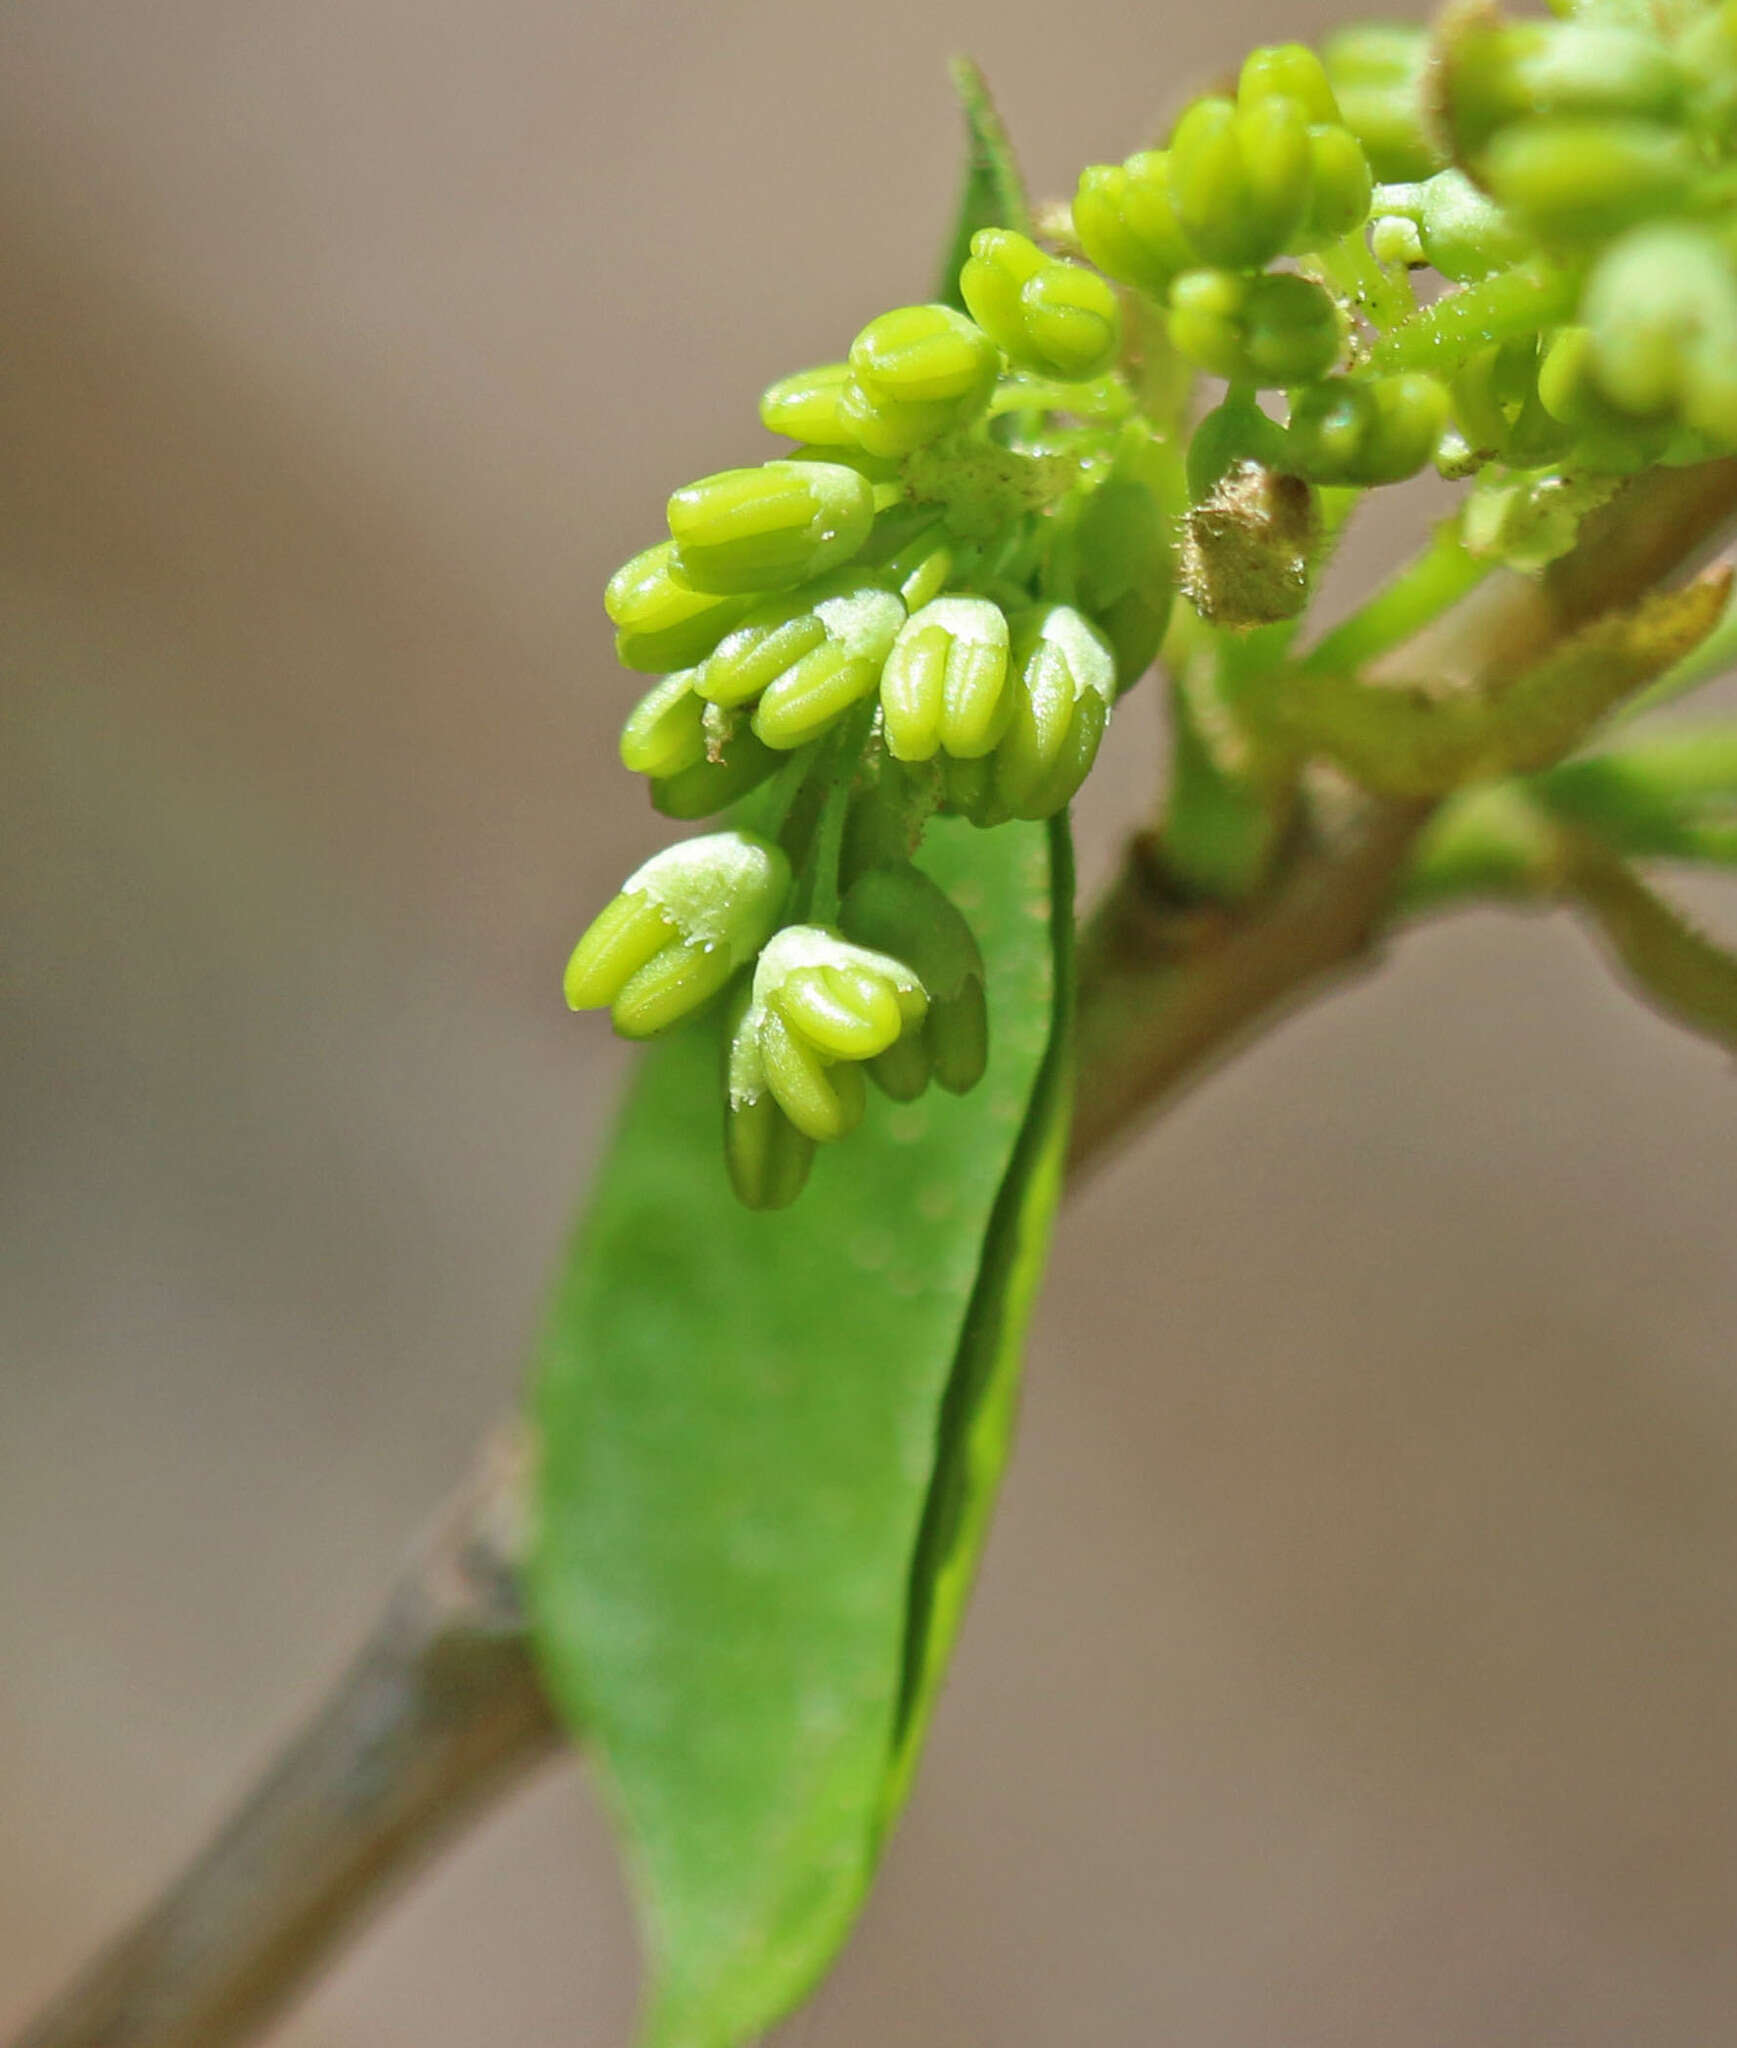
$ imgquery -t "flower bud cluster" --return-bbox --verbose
[575,236,1172,1203]
[1412,2,1737,474]
[570,0,1737,1204]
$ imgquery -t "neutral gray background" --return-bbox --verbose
[4,2,1736,2042]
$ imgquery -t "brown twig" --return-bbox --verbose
[9,1430,561,2048]
[15,459,1737,2048]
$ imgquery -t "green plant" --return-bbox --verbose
[18,7,1737,2045]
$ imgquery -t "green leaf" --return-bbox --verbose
[936,58,1031,312]
[1535,725,1737,864]
[528,813,1072,2048]
[1569,841,1737,1052]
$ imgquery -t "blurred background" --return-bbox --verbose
[5,1,1737,2041]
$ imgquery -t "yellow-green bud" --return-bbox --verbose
[667,460,875,596]
[1168,94,1313,271]
[995,606,1118,819]
[1072,153,1197,297]
[739,925,928,1141]
[565,830,790,1038]
[960,228,1122,381]
[605,541,754,674]
[619,670,708,780]
[1239,42,1342,125]
[1322,22,1443,182]
[759,362,859,448]
[1169,268,1342,387]
[1480,119,1695,247]
[879,596,1014,762]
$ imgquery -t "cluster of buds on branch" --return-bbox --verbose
[569,0,1737,1205]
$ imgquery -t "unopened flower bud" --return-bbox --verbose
[1169,268,1341,387]
[1322,22,1442,182]
[1072,153,1197,297]
[880,596,1013,761]
[605,542,754,674]
[1440,17,1686,163]
[743,925,928,1141]
[995,606,1118,819]
[1299,125,1373,249]
[960,228,1122,381]
[648,722,783,821]
[695,574,905,749]
[1288,373,1449,485]
[667,460,875,596]
[565,830,790,1039]
[1167,94,1312,271]
[1581,225,1737,442]
[1074,479,1174,691]
[1372,169,1528,284]
[1481,118,1694,247]
[619,670,708,780]
[759,362,859,448]
[723,984,815,1210]
[841,863,990,1098]
[839,304,1000,456]
[1239,42,1342,124]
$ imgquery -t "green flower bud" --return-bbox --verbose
[1169,269,1342,387]
[1321,22,1443,182]
[1534,326,1674,469]
[619,670,708,780]
[995,606,1118,819]
[1239,43,1342,124]
[667,460,875,596]
[864,1028,933,1102]
[649,722,782,820]
[1168,94,1313,270]
[837,304,1000,456]
[1682,0,1737,145]
[605,541,754,674]
[926,975,990,1094]
[880,596,1014,762]
[723,983,816,1208]
[1372,169,1528,283]
[759,362,858,448]
[750,583,906,751]
[960,228,1122,381]
[841,862,989,1096]
[881,533,955,613]
[744,925,928,1141]
[1581,225,1737,441]
[1440,18,1686,163]
[722,1086,816,1209]
[1074,479,1174,692]
[1072,153,1197,297]
[1287,372,1449,485]
[939,752,1012,830]
[1481,119,1695,246]
[1448,338,1574,467]
[1299,123,1374,248]
[838,862,985,1004]
[565,830,790,1038]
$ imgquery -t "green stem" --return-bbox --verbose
[796,704,876,928]
[1313,227,1414,339]
[1297,518,1491,678]
[1368,259,1579,377]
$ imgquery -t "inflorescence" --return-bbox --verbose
[569,0,1737,1207]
